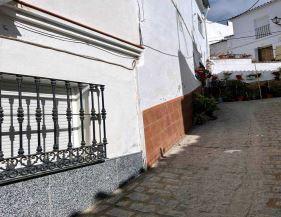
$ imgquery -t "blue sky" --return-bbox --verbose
[208,0,270,22]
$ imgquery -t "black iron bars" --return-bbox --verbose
[78,83,86,147]
[35,78,42,153]
[65,81,72,150]
[100,85,107,158]
[0,74,3,161]
[90,84,97,147]
[16,76,24,156]
[51,80,59,151]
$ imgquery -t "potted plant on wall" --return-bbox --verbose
[223,72,232,80]
[247,73,261,80]
[272,69,281,81]
[236,74,243,81]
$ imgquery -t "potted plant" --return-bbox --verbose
[212,75,218,81]
[223,72,232,80]
[272,70,281,80]
[247,73,262,80]
[195,66,211,89]
[236,74,243,81]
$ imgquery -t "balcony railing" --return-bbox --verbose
[0,72,107,185]
[255,24,271,39]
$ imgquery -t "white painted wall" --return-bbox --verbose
[227,0,281,60]
[0,1,143,159]
[22,0,140,44]
[210,40,228,56]
[0,0,209,159]
[207,21,233,44]
[137,0,209,110]
[211,58,281,82]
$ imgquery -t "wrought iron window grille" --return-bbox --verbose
[255,24,271,39]
[0,72,107,185]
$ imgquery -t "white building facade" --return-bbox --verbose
[211,0,281,61]
[137,0,209,166]
[207,21,233,44]
[0,0,209,216]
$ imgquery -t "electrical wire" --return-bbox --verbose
[0,34,137,71]
[209,29,281,43]
[215,0,261,23]
[170,0,193,39]
[3,13,137,60]
[225,31,281,51]
[144,45,193,59]
[136,0,193,60]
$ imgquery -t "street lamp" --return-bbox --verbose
[272,16,281,25]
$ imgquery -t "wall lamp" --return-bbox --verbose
[272,16,281,26]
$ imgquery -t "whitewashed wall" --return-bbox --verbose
[207,21,233,44]
[228,0,281,59]
[211,58,281,82]
[137,0,209,110]
[0,1,143,159]
[210,40,228,56]
[23,0,140,44]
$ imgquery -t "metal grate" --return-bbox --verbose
[0,72,107,185]
[255,24,271,39]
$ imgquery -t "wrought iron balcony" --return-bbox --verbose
[0,72,107,185]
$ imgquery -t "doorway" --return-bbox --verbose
[258,46,274,62]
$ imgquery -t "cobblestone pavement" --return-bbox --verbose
[80,98,281,217]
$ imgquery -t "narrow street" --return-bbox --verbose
[81,98,281,217]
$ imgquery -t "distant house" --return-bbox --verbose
[207,21,233,56]
[207,21,233,44]
[210,0,281,62]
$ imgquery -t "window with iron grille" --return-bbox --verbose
[0,72,107,185]
[254,16,271,39]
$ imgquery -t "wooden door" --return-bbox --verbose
[258,46,274,62]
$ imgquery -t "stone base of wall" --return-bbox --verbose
[0,152,143,217]
[143,87,201,166]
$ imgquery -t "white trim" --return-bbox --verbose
[2,4,143,58]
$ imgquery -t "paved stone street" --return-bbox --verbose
[80,98,281,217]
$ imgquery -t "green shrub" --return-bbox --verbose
[193,94,218,125]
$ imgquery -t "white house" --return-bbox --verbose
[137,0,210,166]
[207,21,234,56]
[210,0,281,61]
[207,21,233,44]
[0,0,210,216]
